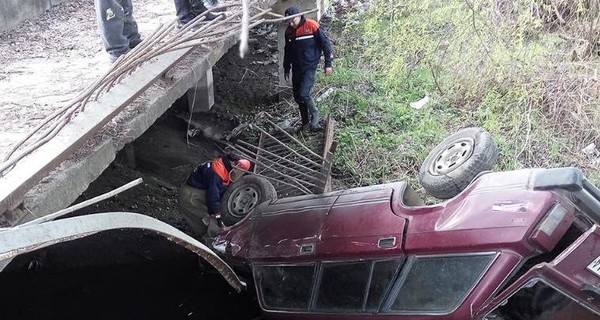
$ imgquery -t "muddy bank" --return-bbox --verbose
[0,27,282,320]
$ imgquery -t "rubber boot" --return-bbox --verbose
[174,0,194,27]
[298,102,310,132]
[306,98,322,131]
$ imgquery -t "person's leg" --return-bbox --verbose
[298,69,320,129]
[305,97,321,130]
[94,0,130,62]
[292,71,309,129]
[190,0,225,21]
[119,0,142,48]
[173,0,194,26]
[178,183,210,238]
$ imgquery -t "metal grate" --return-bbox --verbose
[227,116,336,198]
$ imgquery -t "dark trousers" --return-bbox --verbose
[292,67,317,125]
[178,183,210,238]
[94,0,141,62]
[173,0,209,25]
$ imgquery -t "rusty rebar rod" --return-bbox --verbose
[0,1,282,175]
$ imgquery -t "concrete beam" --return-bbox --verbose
[1,36,238,226]
[187,68,214,113]
[0,47,194,217]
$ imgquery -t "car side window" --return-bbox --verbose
[255,264,315,310]
[388,254,495,313]
[315,259,402,312]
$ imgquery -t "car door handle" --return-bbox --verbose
[378,237,396,248]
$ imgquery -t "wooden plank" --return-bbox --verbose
[321,116,336,193]
[0,48,194,214]
[323,116,336,156]
[254,132,268,174]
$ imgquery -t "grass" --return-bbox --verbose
[315,0,600,189]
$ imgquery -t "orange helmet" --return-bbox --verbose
[236,159,251,171]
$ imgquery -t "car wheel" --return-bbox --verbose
[220,175,277,226]
[419,127,499,199]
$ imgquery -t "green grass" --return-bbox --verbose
[316,0,600,187]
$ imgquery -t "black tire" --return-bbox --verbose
[419,127,499,199]
[220,175,277,226]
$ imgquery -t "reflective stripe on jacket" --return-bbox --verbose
[284,17,334,74]
[185,158,231,214]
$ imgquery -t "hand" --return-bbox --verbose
[284,72,290,82]
[324,67,333,75]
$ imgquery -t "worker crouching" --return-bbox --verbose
[178,154,252,239]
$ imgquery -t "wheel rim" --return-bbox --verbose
[429,138,475,176]
[228,186,260,218]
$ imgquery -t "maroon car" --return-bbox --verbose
[214,166,600,319]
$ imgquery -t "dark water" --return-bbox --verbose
[0,230,261,320]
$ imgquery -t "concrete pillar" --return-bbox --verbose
[187,68,214,113]
[278,23,290,91]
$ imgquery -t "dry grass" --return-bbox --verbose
[317,0,600,188]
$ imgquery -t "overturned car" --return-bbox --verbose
[214,126,600,320]
[215,166,600,319]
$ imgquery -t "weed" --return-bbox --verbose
[317,0,600,190]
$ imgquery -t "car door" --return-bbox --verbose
[478,225,600,319]
[248,194,337,260]
[318,185,406,259]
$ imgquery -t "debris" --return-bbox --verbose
[582,143,600,163]
[250,60,275,66]
[410,95,430,110]
[316,88,336,103]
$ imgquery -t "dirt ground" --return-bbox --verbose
[0,19,284,320]
[71,24,284,240]
[0,0,174,157]
[0,3,332,317]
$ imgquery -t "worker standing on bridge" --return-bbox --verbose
[173,0,225,28]
[283,6,334,132]
[94,0,142,63]
[178,154,252,239]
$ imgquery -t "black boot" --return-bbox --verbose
[190,0,224,21]
[174,0,194,27]
[298,102,310,131]
[305,98,322,131]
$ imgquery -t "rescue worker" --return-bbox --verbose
[94,0,142,63]
[173,0,225,28]
[283,6,334,131]
[178,154,252,238]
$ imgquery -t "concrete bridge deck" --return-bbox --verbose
[0,0,325,226]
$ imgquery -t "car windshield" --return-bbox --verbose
[485,281,600,320]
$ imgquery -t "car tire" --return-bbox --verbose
[419,127,499,199]
[220,175,277,226]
